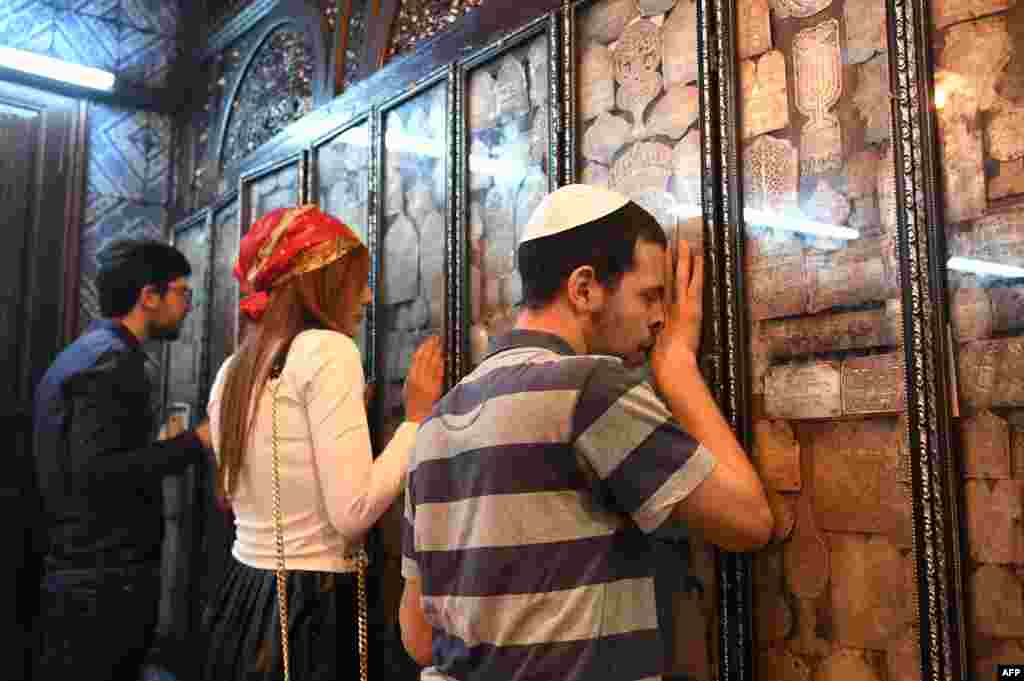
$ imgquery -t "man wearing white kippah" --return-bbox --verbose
[399,184,773,681]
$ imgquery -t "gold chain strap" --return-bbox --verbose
[357,548,369,681]
[270,377,291,681]
[270,367,370,681]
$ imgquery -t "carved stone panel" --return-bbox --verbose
[743,135,799,217]
[169,221,211,406]
[383,215,420,305]
[609,141,673,196]
[613,19,664,138]
[845,0,887,65]
[210,199,240,378]
[807,242,894,313]
[812,419,908,538]
[806,179,851,225]
[747,251,809,321]
[962,410,1012,479]
[247,164,300,223]
[754,419,802,492]
[662,0,699,86]
[761,306,901,358]
[989,106,1024,162]
[528,39,549,111]
[951,287,995,342]
[764,362,842,419]
[580,43,616,122]
[971,564,1024,638]
[469,70,497,130]
[972,209,1024,268]
[853,55,891,146]
[420,211,446,308]
[583,112,631,165]
[830,534,911,650]
[937,101,988,224]
[878,143,898,236]
[318,123,371,241]
[582,161,611,188]
[965,479,1024,564]
[470,35,551,359]
[940,17,1012,113]
[768,0,831,19]
[580,0,640,45]
[842,352,906,416]
[794,19,843,174]
[759,649,811,681]
[495,55,530,121]
[933,0,1016,30]
[740,50,789,140]
[737,0,772,61]
[848,149,880,199]
[959,338,1024,408]
[672,129,703,208]
[647,84,700,139]
[816,649,884,681]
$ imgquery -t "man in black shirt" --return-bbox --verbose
[32,239,212,681]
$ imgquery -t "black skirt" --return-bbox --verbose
[200,556,419,681]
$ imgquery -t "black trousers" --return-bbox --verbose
[34,569,160,681]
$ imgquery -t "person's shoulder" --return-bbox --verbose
[573,355,663,412]
[291,329,362,373]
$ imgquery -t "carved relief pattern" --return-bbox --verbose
[342,0,370,91]
[467,34,549,368]
[741,50,790,139]
[318,123,371,242]
[768,0,832,19]
[743,135,798,215]
[378,82,448,443]
[732,0,928,676]
[168,218,212,409]
[793,19,843,174]
[246,164,301,224]
[209,197,240,386]
[578,0,706,251]
[934,11,1024,675]
[222,29,314,170]
[613,19,664,138]
[386,0,486,61]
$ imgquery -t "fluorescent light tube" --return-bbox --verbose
[947,256,1024,278]
[744,207,861,240]
[0,46,115,91]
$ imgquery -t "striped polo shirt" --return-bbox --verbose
[403,330,717,681]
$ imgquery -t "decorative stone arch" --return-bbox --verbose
[215,6,330,173]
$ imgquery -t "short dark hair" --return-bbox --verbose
[96,239,192,317]
[517,200,668,310]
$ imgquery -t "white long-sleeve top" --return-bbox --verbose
[208,329,417,572]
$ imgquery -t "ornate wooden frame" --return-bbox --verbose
[372,65,453,419]
[887,0,968,678]
[166,208,215,414]
[712,0,969,678]
[238,151,309,239]
[309,114,376,376]
[171,0,979,677]
[207,188,242,380]
[454,12,562,381]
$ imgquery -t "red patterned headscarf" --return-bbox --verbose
[234,205,364,321]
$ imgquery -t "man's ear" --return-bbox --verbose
[138,284,161,311]
[566,266,604,312]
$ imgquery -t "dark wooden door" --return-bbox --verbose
[0,82,86,681]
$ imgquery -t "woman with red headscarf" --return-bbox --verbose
[201,206,443,680]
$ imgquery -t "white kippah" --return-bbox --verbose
[520,184,632,244]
